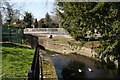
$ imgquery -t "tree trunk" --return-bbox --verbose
[0,11,2,26]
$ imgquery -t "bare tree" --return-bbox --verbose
[0,11,2,25]
[0,2,3,25]
[0,0,24,24]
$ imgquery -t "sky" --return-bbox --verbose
[23,2,56,20]
[9,0,56,20]
[4,0,118,21]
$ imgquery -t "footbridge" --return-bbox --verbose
[24,28,70,37]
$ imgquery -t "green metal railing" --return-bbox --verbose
[2,26,24,43]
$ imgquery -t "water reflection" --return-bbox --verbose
[50,53,120,80]
[61,60,86,80]
[52,56,71,79]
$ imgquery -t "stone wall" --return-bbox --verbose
[23,34,39,49]
[23,35,119,69]
[39,37,97,59]
[38,37,118,69]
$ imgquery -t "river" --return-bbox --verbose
[45,51,120,80]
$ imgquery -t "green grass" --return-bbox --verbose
[54,41,69,44]
[2,43,34,79]
[46,49,63,55]
[42,61,57,79]
[54,40,100,48]
[83,41,100,48]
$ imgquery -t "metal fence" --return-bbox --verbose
[2,26,24,43]
[28,45,58,80]
[28,45,45,80]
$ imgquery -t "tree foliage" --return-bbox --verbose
[45,12,53,28]
[45,12,51,22]
[23,12,33,28]
[0,1,23,24]
[56,2,120,67]
[34,19,38,28]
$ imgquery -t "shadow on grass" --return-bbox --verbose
[2,43,31,49]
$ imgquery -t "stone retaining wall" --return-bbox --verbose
[40,37,97,59]
[39,37,118,68]
[23,34,39,49]
[23,35,119,69]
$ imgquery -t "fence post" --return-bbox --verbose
[28,70,33,80]
[9,28,12,42]
[21,27,24,44]
[40,55,44,80]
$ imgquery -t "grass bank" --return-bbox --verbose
[2,43,34,79]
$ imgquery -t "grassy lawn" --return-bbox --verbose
[54,40,100,48]
[54,41,69,44]
[83,41,100,48]
[2,43,34,79]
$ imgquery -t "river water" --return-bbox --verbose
[47,52,120,80]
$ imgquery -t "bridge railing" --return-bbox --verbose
[28,45,45,80]
[24,28,69,35]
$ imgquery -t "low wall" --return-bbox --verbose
[23,34,39,49]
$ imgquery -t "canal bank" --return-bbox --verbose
[40,51,58,79]
[23,34,120,79]
[38,36,119,69]
[46,50,120,80]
